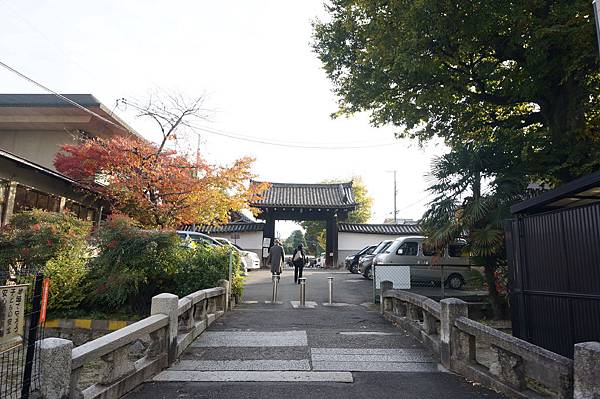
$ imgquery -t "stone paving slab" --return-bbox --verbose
[170,359,311,371]
[153,370,354,383]
[182,346,310,361]
[312,361,441,372]
[310,348,435,363]
[192,331,308,347]
[290,301,318,308]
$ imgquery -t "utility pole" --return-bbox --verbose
[386,170,398,223]
[393,170,397,224]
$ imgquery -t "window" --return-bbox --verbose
[422,244,442,257]
[448,243,466,257]
[398,241,418,256]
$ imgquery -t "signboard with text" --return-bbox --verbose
[0,284,28,354]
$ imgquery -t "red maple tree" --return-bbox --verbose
[55,135,266,228]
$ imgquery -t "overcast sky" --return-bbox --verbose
[0,0,444,238]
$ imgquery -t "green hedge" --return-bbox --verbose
[0,211,244,317]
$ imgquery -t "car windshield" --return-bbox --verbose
[373,241,391,254]
[357,246,371,255]
[233,243,244,251]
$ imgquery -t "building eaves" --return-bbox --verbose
[251,181,357,208]
[338,223,421,235]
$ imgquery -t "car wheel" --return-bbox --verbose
[363,266,373,280]
[446,274,464,290]
[350,263,358,274]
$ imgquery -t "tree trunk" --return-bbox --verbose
[483,258,502,320]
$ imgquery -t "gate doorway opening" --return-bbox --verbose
[251,181,357,268]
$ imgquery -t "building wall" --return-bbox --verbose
[209,230,263,258]
[0,130,79,171]
[338,232,408,266]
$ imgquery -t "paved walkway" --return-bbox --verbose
[126,268,504,398]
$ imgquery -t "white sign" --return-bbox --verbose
[263,237,271,247]
[262,248,270,258]
[0,284,28,354]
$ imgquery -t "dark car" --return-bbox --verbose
[345,245,378,274]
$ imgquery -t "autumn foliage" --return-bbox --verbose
[55,136,267,228]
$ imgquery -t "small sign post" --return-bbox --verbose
[0,284,28,354]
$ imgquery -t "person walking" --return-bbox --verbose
[267,239,285,276]
[292,243,306,284]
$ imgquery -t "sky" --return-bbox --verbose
[0,0,445,238]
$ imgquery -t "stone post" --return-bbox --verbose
[151,293,179,365]
[380,280,393,314]
[218,279,230,311]
[574,341,600,399]
[440,298,469,371]
[2,181,17,226]
[37,338,73,399]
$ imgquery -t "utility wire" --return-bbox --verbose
[0,59,133,135]
[1,59,398,150]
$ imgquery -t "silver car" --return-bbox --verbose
[358,240,394,279]
[373,236,470,289]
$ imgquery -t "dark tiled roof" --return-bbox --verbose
[0,94,101,107]
[338,223,421,235]
[251,181,356,208]
[183,222,265,234]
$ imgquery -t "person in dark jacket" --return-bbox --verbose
[267,239,285,275]
[292,243,306,284]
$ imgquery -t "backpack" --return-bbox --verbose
[293,251,302,262]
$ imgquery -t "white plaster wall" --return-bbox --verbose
[0,130,79,171]
[209,230,263,258]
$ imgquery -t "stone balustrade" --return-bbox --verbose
[380,283,599,399]
[35,281,231,399]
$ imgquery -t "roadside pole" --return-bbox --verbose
[228,248,233,286]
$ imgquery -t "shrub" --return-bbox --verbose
[86,215,185,314]
[0,210,92,311]
[173,244,244,298]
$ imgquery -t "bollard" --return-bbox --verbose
[271,275,280,303]
[328,276,334,304]
[299,278,306,306]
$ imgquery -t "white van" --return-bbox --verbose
[373,236,470,289]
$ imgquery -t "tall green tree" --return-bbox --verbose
[420,142,527,318]
[283,230,307,254]
[301,177,373,254]
[313,0,600,182]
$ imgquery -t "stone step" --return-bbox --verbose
[310,348,441,372]
[153,371,354,383]
[170,359,311,371]
[192,331,308,347]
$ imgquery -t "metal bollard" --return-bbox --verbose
[328,277,334,304]
[272,275,280,303]
[299,278,306,306]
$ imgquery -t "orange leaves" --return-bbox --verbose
[55,136,263,228]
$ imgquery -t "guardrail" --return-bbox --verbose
[34,280,231,399]
[380,282,599,399]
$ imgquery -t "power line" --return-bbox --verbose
[0,59,133,135]
[1,59,399,150]
[120,97,400,150]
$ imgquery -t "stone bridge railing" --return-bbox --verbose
[34,280,231,399]
[380,282,599,399]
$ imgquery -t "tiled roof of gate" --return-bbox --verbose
[182,222,265,234]
[338,223,421,235]
[251,181,357,208]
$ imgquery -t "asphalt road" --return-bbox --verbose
[125,269,504,399]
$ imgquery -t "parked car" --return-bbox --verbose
[358,240,394,279]
[373,236,470,289]
[176,231,223,247]
[315,252,326,268]
[345,245,378,274]
[213,237,261,271]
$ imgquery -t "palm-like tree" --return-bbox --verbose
[420,142,526,319]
